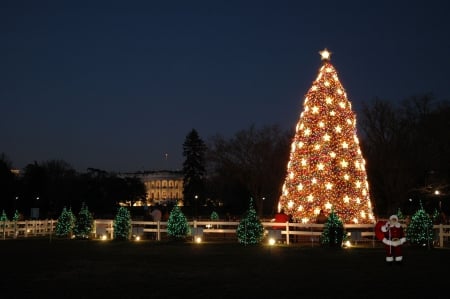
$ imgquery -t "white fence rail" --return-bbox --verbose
[1,220,56,239]
[2,220,449,247]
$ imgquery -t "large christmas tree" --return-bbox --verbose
[278,49,375,224]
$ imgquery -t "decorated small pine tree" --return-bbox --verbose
[73,202,93,239]
[236,199,264,245]
[320,209,345,248]
[1,210,8,224]
[0,210,8,222]
[113,207,132,240]
[167,205,190,241]
[432,208,439,223]
[12,209,19,237]
[210,210,220,228]
[210,211,219,221]
[406,202,434,247]
[1,210,8,234]
[69,207,76,229]
[55,207,76,238]
[12,210,19,222]
[397,208,405,220]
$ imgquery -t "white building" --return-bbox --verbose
[121,170,184,206]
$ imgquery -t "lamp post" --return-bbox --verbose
[14,196,19,211]
[31,196,40,220]
[194,195,198,219]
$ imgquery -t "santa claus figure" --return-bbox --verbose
[381,214,406,264]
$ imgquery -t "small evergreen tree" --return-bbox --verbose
[55,207,76,238]
[210,211,219,221]
[211,210,219,228]
[236,199,264,245]
[406,203,434,247]
[12,210,19,222]
[0,210,8,222]
[74,202,93,239]
[432,208,439,223]
[13,209,19,237]
[320,209,345,248]
[1,210,8,232]
[167,205,190,240]
[113,207,132,240]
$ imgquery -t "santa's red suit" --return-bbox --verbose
[381,215,406,263]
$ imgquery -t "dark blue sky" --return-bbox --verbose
[2,0,450,172]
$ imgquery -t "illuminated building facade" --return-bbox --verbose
[122,170,184,206]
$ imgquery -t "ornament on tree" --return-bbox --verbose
[278,49,375,224]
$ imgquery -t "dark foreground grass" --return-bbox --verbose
[0,238,448,298]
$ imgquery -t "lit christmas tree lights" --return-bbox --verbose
[113,206,132,240]
[278,49,375,224]
[55,207,76,238]
[74,202,93,239]
[236,198,264,245]
[406,202,434,247]
[0,210,8,229]
[167,205,190,240]
[210,211,219,221]
[13,210,19,237]
[320,209,345,247]
[12,210,19,222]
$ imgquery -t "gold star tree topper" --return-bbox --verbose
[319,48,332,61]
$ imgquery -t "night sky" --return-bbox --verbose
[2,0,450,173]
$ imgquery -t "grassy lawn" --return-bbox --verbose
[1,238,449,298]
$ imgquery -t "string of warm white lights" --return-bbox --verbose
[278,49,375,224]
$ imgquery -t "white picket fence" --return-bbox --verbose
[2,219,449,248]
[0,220,56,239]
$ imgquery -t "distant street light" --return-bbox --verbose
[195,195,198,219]
[31,196,40,219]
[14,196,19,210]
